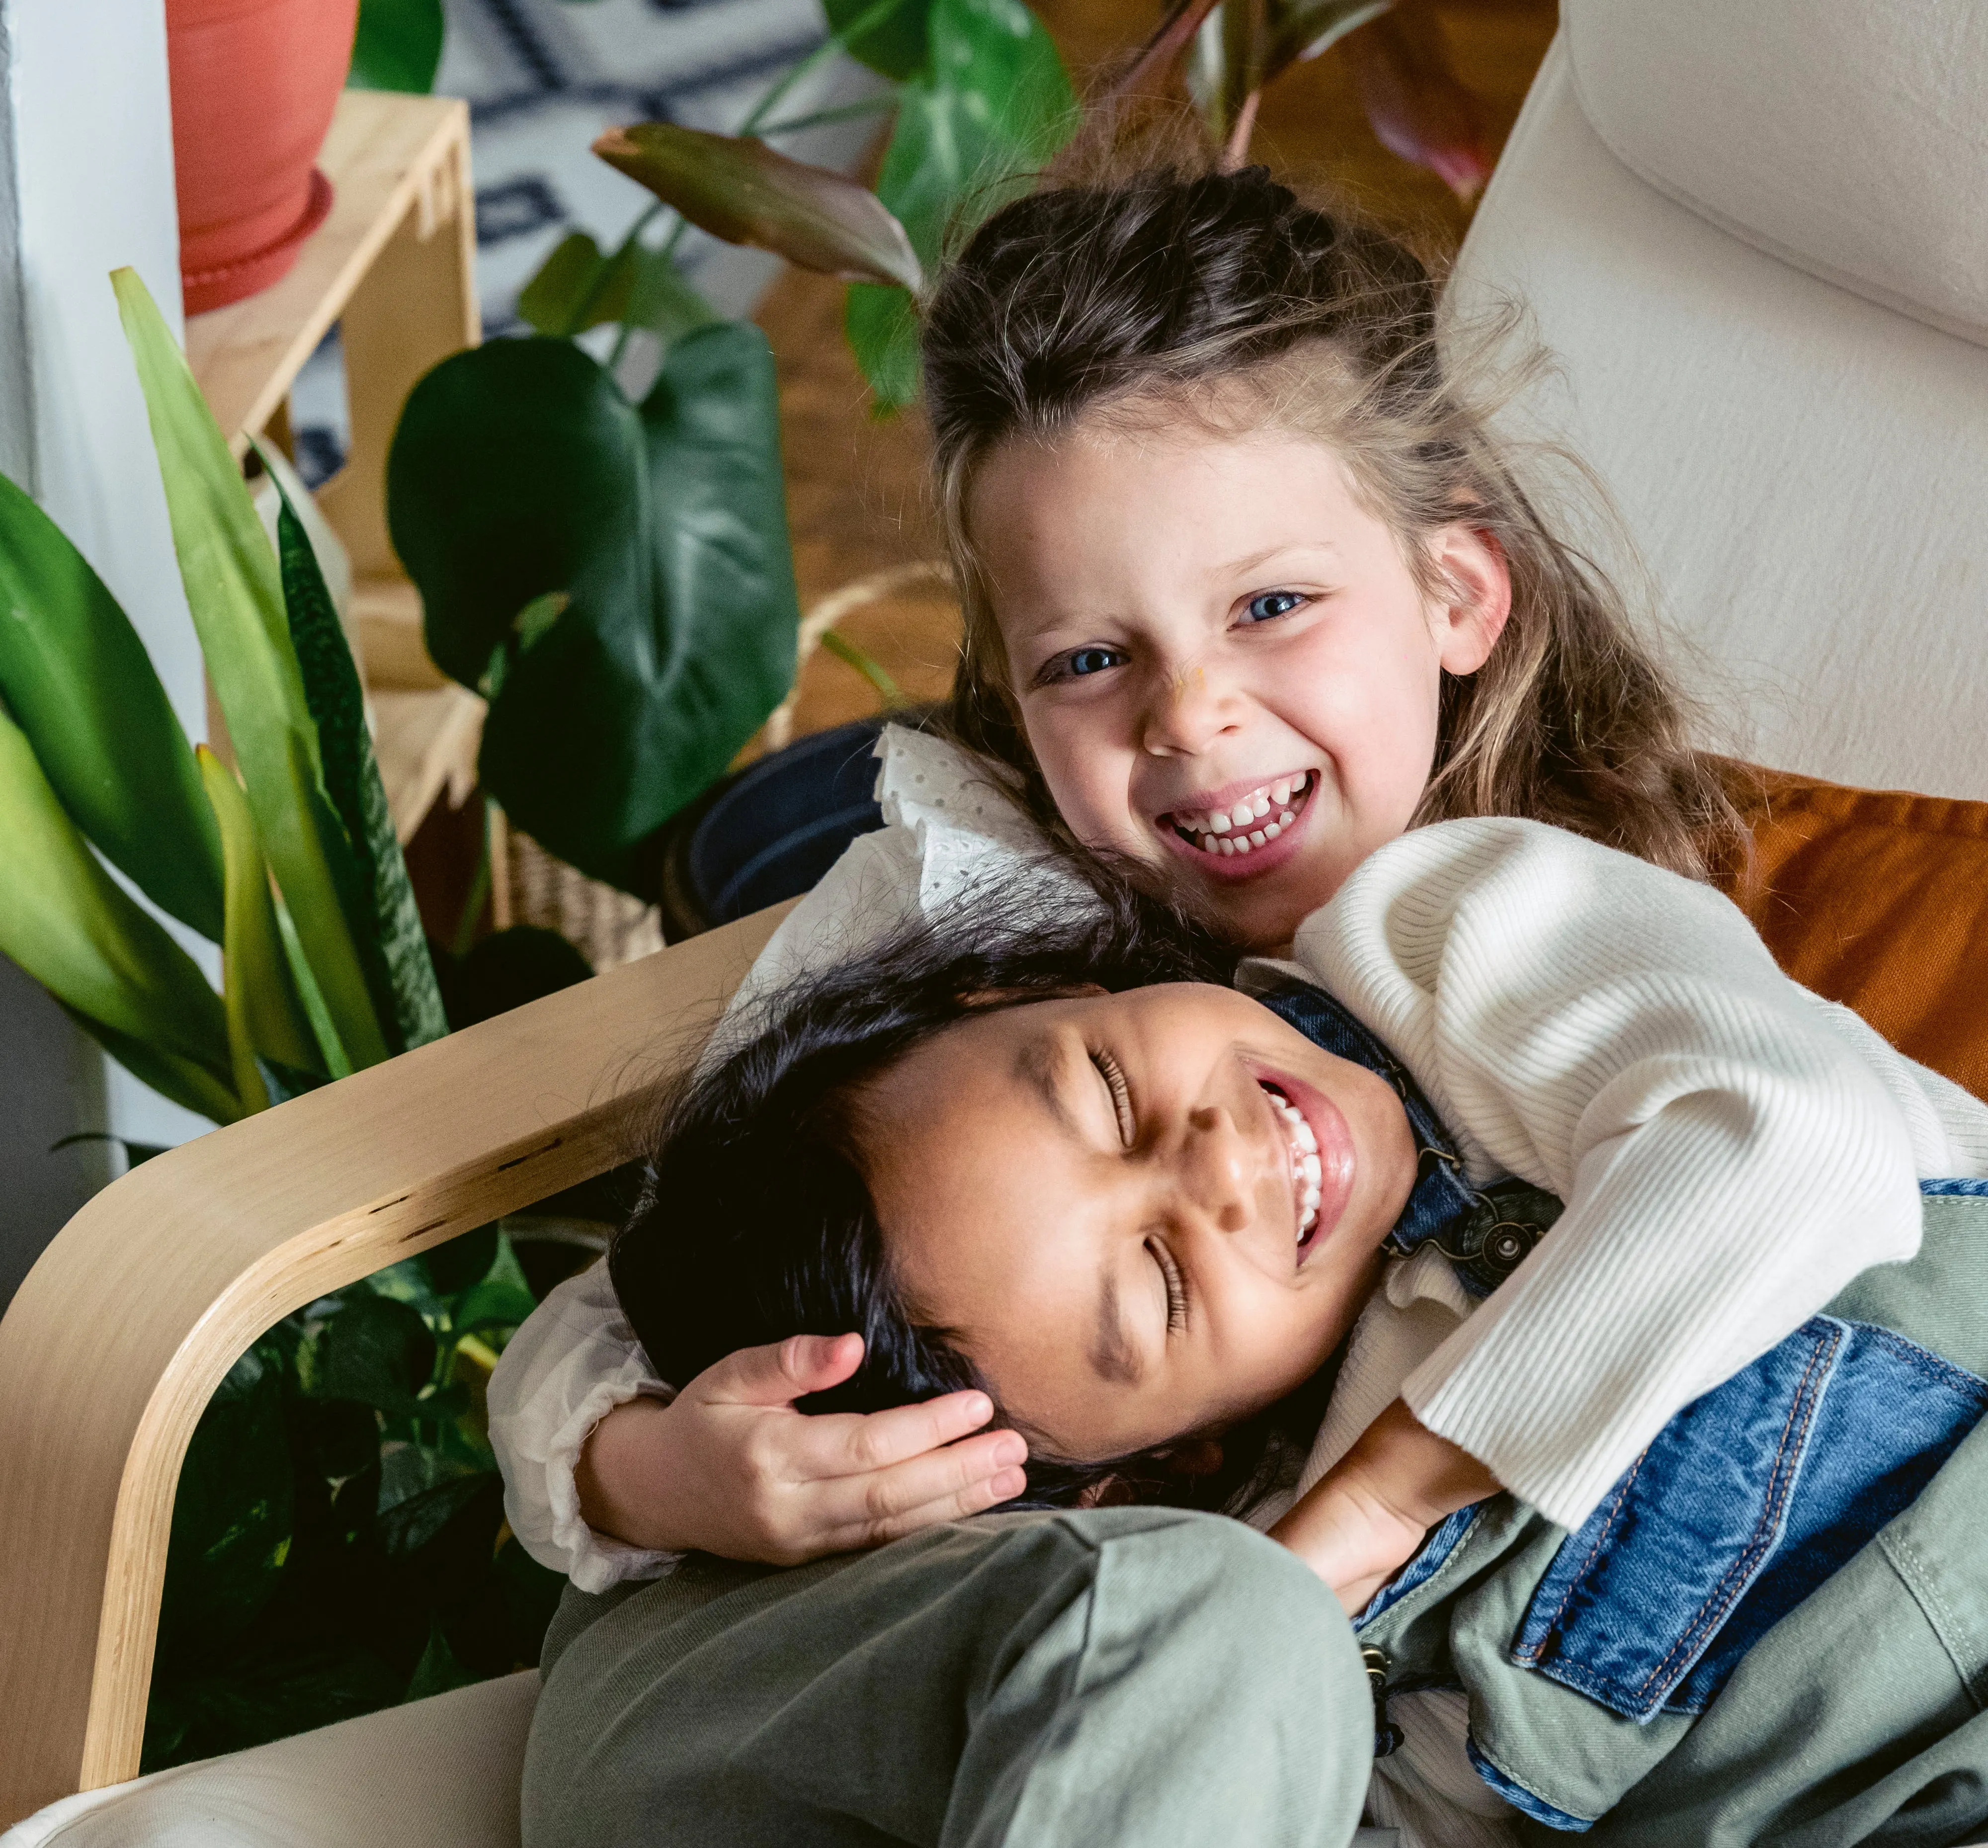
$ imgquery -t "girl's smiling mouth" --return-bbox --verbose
[1157,772,1317,879]
[1250,1069,1356,1265]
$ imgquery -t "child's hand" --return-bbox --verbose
[574,1333,1030,1567]
[1268,1399,1498,1613]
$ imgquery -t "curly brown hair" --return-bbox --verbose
[918,163,1741,885]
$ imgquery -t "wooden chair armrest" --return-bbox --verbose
[0,903,791,1825]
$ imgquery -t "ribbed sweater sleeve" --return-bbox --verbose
[1297,817,1951,1531]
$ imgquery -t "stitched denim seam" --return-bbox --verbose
[1882,1526,1988,1713]
[1628,1324,1839,1699]
[1511,1456,1646,1668]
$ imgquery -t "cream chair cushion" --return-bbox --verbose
[0,1675,536,1848]
[1567,0,1988,346]
[1451,21,1988,802]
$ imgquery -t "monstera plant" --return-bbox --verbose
[384,0,1074,894]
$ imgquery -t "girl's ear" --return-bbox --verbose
[1428,523,1512,676]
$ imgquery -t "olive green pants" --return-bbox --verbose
[522,1508,1377,1848]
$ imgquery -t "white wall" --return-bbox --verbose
[0,0,213,1307]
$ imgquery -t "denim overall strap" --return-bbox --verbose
[1253,980,1564,1295]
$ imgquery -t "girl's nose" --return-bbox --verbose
[1177,1103,1255,1233]
[1138,659,1241,758]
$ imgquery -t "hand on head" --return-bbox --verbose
[576,1332,1027,1567]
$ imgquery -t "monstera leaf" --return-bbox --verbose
[846,0,1076,408]
[388,327,801,891]
[827,0,930,81]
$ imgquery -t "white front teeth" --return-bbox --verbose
[1266,1087,1323,1238]
[1172,772,1311,857]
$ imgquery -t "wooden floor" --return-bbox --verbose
[757,0,1559,742]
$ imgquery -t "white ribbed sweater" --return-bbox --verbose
[487,728,1988,1589]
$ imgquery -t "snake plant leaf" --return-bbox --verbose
[198,746,322,1113]
[826,0,930,81]
[388,327,800,891]
[516,232,720,344]
[593,124,923,292]
[113,267,389,1071]
[0,470,225,940]
[348,0,444,93]
[845,0,1075,408]
[0,702,240,1123]
[272,483,448,1054]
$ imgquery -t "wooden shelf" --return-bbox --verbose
[186,89,479,841]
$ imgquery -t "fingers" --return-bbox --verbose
[812,1443,1033,1552]
[806,1427,1029,1535]
[698,1333,866,1407]
[790,1389,1003,1479]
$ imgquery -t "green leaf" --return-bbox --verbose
[389,329,801,890]
[439,924,593,1031]
[414,1223,500,1301]
[0,702,239,1122]
[404,1620,480,1701]
[155,1342,294,1668]
[827,0,931,80]
[347,0,444,93]
[451,1231,539,1337]
[272,484,448,1054]
[1263,0,1391,77]
[377,1471,487,1557]
[0,471,225,940]
[198,746,322,1112]
[1187,0,1267,147]
[113,268,389,1072]
[592,123,922,290]
[311,1292,438,1421]
[846,0,1075,408]
[518,233,722,344]
[516,232,615,336]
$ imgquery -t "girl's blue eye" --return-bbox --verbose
[1242,590,1308,624]
[1063,646,1124,678]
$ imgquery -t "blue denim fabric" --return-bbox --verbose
[1510,1291,1988,1722]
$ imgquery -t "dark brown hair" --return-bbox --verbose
[919,163,1742,883]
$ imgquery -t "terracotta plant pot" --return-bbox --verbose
[166,0,360,316]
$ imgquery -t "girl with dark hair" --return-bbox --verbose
[526,854,1988,1847]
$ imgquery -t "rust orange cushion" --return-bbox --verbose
[1719,768,1988,1100]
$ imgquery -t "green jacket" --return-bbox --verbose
[1358,1184,1988,1846]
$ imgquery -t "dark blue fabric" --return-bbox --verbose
[1922,1176,1988,1197]
[1512,1312,1988,1723]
